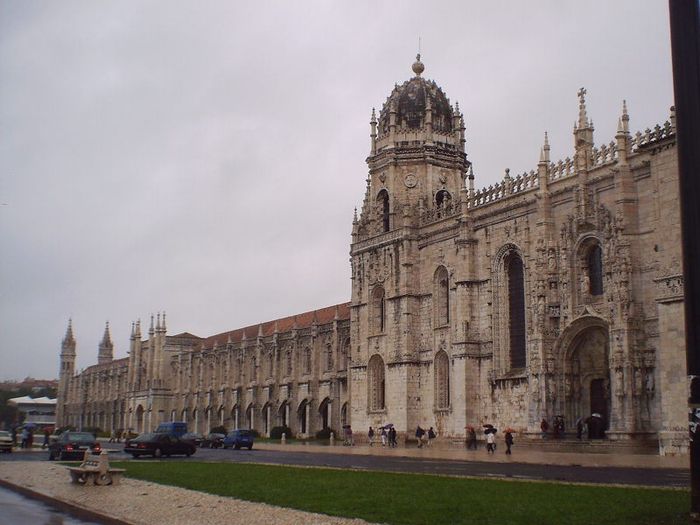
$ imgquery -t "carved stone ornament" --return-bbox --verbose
[404,173,417,188]
[379,172,386,183]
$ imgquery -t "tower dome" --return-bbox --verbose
[377,54,454,136]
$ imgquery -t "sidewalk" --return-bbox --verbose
[251,440,689,470]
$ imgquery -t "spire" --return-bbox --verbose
[370,107,377,155]
[161,311,167,332]
[577,87,590,129]
[617,100,629,134]
[539,131,550,163]
[149,314,155,336]
[101,321,112,346]
[61,318,76,355]
[98,321,113,364]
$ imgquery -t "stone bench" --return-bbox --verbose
[67,450,125,486]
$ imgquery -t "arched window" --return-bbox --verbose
[249,356,256,383]
[368,354,385,411]
[436,190,452,208]
[340,337,350,371]
[506,252,526,369]
[303,347,312,375]
[372,286,386,333]
[286,349,293,376]
[435,266,450,326]
[588,244,603,296]
[434,350,450,409]
[325,344,333,372]
[377,190,390,232]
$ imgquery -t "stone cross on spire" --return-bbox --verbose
[577,87,590,129]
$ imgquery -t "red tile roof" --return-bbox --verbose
[201,302,350,350]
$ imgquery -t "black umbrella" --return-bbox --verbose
[484,427,498,434]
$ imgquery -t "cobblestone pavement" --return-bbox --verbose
[0,461,370,525]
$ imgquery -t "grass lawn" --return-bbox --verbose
[111,461,690,525]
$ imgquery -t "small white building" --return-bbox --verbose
[8,396,57,427]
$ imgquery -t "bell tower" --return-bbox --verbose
[350,55,469,437]
[56,319,77,426]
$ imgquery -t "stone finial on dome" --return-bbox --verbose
[412,54,424,77]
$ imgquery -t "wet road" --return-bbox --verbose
[2,447,689,489]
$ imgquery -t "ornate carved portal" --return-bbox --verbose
[562,325,610,432]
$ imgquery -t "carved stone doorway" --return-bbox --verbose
[562,324,610,432]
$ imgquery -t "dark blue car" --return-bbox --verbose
[223,429,254,450]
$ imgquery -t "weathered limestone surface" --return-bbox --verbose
[56,57,687,455]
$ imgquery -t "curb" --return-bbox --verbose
[0,477,132,525]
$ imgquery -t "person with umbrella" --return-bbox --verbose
[380,425,387,447]
[415,425,426,448]
[483,424,497,454]
[504,428,514,455]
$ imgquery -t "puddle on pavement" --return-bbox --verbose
[0,485,103,524]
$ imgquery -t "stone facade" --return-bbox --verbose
[57,307,351,439]
[57,56,686,454]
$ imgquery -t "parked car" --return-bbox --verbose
[0,430,13,453]
[48,431,101,461]
[223,429,254,450]
[201,433,225,448]
[154,421,188,438]
[181,432,203,447]
[124,432,196,458]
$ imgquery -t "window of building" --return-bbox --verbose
[303,347,312,375]
[325,344,333,372]
[372,286,386,333]
[588,244,603,296]
[377,190,390,232]
[368,354,385,411]
[286,349,293,376]
[436,190,452,208]
[435,266,450,326]
[340,337,350,371]
[506,252,526,369]
[434,350,450,409]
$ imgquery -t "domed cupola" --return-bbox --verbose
[377,54,455,136]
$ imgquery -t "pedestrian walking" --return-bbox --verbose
[427,427,436,447]
[415,425,425,448]
[109,429,116,443]
[486,431,495,454]
[368,426,375,446]
[42,429,50,449]
[466,426,477,450]
[380,427,387,446]
[540,418,549,439]
[389,427,397,448]
[20,428,28,449]
[504,430,514,455]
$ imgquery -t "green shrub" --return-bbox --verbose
[82,426,102,437]
[210,425,227,435]
[269,425,291,440]
[315,427,336,440]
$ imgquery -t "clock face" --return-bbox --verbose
[404,174,417,188]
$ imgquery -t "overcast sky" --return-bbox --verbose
[0,1,673,381]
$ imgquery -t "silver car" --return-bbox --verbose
[0,430,13,453]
